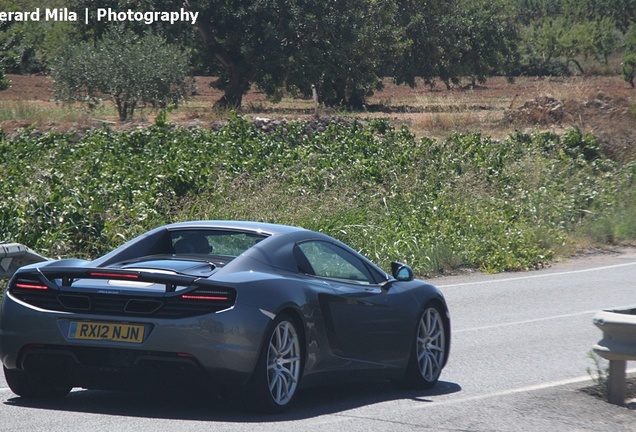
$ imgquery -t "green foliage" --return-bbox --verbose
[0,66,10,90]
[623,53,636,87]
[1,120,634,275]
[68,0,196,45]
[586,351,609,396]
[190,0,404,108]
[393,0,519,89]
[0,0,71,73]
[512,0,636,32]
[444,0,519,85]
[513,0,629,75]
[287,0,403,108]
[624,24,636,53]
[50,29,194,121]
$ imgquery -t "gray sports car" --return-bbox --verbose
[0,221,450,413]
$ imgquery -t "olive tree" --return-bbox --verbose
[183,0,404,109]
[51,30,194,121]
[392,0,519,90]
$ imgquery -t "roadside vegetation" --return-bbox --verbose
[1,116,634,276]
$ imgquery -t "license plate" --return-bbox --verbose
[68,321,145,344]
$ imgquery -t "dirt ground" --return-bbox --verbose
[1,74,635,159]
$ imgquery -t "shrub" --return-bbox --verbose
[0,65,10,90]
[622,53,636,88]
[0,120,634,274]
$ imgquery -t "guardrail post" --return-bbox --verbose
[593,309,636,406]
[607,360,626,405]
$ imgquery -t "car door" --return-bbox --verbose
[295,241,409,365]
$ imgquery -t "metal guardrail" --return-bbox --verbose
[0,242,49,278]
[593,308,636,405]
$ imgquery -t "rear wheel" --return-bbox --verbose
[3,366,72,399]
[245,313,303,413]
[398,303,448,389]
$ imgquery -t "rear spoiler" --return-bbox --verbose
[0,243,50,278]
[29,266,207,293]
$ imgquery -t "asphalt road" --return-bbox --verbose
[2,248,636,431]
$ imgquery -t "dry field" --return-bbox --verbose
[1,73,635,159]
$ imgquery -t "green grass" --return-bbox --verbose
[0,116,634,275]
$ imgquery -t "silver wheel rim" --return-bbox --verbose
[416,307,446,382]
[267,320,301,406]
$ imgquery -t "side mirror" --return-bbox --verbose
[391,261,414,281]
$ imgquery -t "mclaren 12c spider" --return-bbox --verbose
[0,221,450,412]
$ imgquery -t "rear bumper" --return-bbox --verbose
[15,344,224,393]
[0,291,272,388]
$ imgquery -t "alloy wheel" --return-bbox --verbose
[266,320,301,406]
[416,306,446,382]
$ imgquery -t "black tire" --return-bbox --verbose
[244,313,303,413]
[398,303,448,389]
[3,366,72,399]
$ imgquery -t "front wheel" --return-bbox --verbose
[244,313,303,413]
[398,303,448,389]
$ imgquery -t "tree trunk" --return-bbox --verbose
[114,96,136,121]
[569,58,585,75]
[195,17,251,110]
[213,68,250,110]
[347,88,366,110]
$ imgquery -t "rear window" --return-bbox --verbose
[171,230,267,258]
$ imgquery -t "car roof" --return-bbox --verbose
[51,220,391,283]
[91,221,308,268]
[164,220,307,236]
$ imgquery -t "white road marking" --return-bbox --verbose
[437,261,636,288]
[413,369,636,407]
[454,309,606,333]
[440,259,636,333]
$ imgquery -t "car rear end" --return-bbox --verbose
[0,264,269,396]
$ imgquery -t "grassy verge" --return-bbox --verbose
[1,115,634,276]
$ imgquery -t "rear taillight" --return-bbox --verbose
[181,289,231,301]
[14,281,49,290]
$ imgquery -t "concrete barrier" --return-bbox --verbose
[593,308,636,405]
